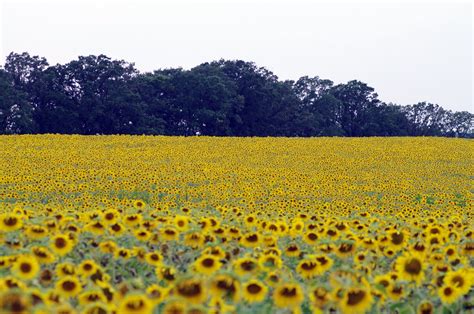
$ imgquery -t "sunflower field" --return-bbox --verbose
[0,135,472,314]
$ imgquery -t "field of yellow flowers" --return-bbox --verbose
[0,135,472,314]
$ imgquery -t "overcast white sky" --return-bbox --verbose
[1,0,472,112]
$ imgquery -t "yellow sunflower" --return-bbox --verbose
[338,286,373,314]
[273,283,304,309]
[50,234,74,256]
[193,254,222,275]
[118,294,153,314]
[11,255,40,280]
[242,280,268,303]
[56,276,82,298]
[394,252,425,285]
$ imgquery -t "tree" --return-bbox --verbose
[0,69,35,134]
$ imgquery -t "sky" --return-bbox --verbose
[1,0,472,112]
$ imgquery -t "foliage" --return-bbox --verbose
[1,52,473,137]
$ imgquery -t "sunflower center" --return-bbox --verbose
[443,287,453,296]
[280,287,297,297]
[83,264,93,271]
[246,283,262,294]
[105,213,114,220]
[20,262,32,273]
[126,300,145,310]
[149,289,162,298]
[177,282,202,297]
[246,234,258,242]
[55,237,67,248]
[452,276,464,287]
[34,249,48,258]
[62,280,77,291]
[217,279,236,294]
[241,261,256,271]
[347,290,366,305]
[202,258,215,267]
[391,232,404,245]
[163,269,175,281]
[301,262,317,271]
[316,257,328,265]
[110,224,121,232]
[287,245,298,252]
[339,243,353,253]
[307,233,318,240]
[404,258,422,275]
[5,217,18,226]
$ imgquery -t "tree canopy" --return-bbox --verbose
[1,52,472,137]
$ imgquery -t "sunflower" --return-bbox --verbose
[25,225,48,239]
[146,284,167,304]
[161,227,179,241]
[173,215,190,231]
[56,262,76,277]
[296,259,319,279]
[313,254,334,274]
[387,230,407,250]
[258,254,282,272]
[56,276,82,298]
[50,234,74,256]
[174,278,206,304]
[184,232,205,248]
[145,252,163,266]
[273,283,304,309]
[84,221,106,235]
[240,232,260,248]
[123,214,143,227]
[202,246,226,259]
[39,269,54,286]
[233,257,260,277]
[373,274,392,292]
[0,213,23,232]
[285,244,301,257]
[11,255,40,280]
[156,266,177,283]
[194,254,222,275]
[387,284,405,301]
[102,209,119,225]
[109,223,126,236]
[31,246,55,264]
[394,252,425,285]
[78,260,99,277]
[335,241,356,258]
[303,231,319,245]
[417,301,434,314]
[99,241,118,254]
[78,290,108,305]
[115,248,133,259]
[0,291,30,314]
[82,303,115,314]
[118,294,153,314]
[210,274,241,302]
[443,268,472,296]
[309,286,331,309]
[242,280,268,303]
[133,200,146,210]
[162,300,187,314]
[134,229,151,241]
[438,285,462,305]
[338,286,373,314]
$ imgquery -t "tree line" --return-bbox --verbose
[1,52,472,137]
